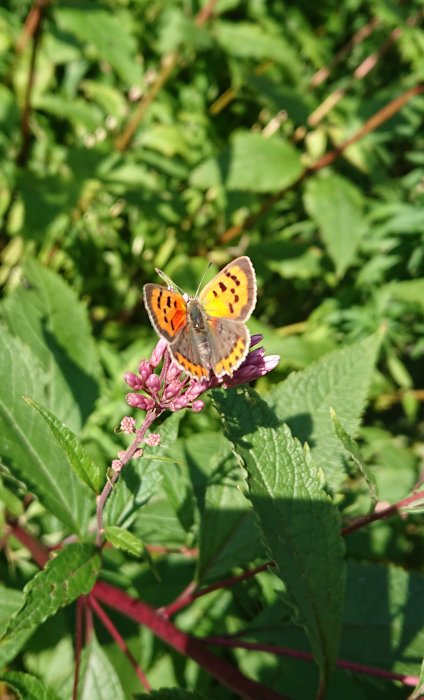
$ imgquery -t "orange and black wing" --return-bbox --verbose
[199,256,256,321]
[143,283,187,343]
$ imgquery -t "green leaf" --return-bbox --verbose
[267,331,382,491]
[190,132,303,193]
[410,659,424,700]
[341,561,424,676]
[2,544,100,642]
[24,397,101,493]
[0,671,60,700]
[304,174,366,277]
[386,278,424,310]
[54,2,141,86]
[78,635,126,700]
[196,451,263,582]
[104,526,145,557]
[0,327,92,533]
[0,588,34,668]
[214,388,346,688]
[330,408,378,504]
[1,260,100,432]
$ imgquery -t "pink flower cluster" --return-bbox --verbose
[124,335,279,415]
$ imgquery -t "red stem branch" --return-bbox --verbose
[92,580,291,700]
[203,637,419,687]
[161,561,273,617]
[341,490,424,536]
[89,595,151,692]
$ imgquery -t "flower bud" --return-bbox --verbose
[150,338,167,367]
[144,433,161,446]
[120,416,136,434]
[138,360,153,383]
[191,400,204,413]
[146,373,161,393]
[126,393,155,410]
[124,372,143,389]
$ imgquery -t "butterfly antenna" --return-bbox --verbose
[155,268,184,294]
[195,261,213,297]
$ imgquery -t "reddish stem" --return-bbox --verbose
[92,580,291,700]
[8,520,49,567]
[341,490,424,536]
[161,561,274,617]
[72,597,85,700]
[89,595,151,692]
[203,636,418,687]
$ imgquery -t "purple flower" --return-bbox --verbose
[124,334,279,414]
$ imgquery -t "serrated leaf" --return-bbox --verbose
[214,388,346,688]
[0,671,60,700]
[24,397,101,493]
[0,327,92,533]
[304,174,366,277]
[0,588,34,668]
[105,413,182,528]
[267,332,382,491]
[190,132,302,193]
[1,260,100,432]
[330,408,378,504]
[2,544,100,642]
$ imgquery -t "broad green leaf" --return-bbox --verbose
[105,413,182,528]
[341,561,424,676]
[1,260,100,432]
[104,526,145,557]
[2,544,100,641]
[0,588,34,668]
[190,132,303,193]
[24,397,101,493]
[78,635,125,700]
[0,327,92,533]
[386,278,424,310]
[330,408,378,504]
[196,451,263,582]
[54,2,141,86]
[0,671,60,700]
[304,174,366,277]
[215,388,346,687]
[267,332,382,491]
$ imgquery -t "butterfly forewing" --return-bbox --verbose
[143,283,187,343]
[199,256,256,322]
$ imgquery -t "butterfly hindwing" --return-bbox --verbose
[207,317,250,377]
[170,325,210,380]
[199,256,256,322]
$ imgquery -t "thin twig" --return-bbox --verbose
[202,636,419,687]
[116,0,218,152]
[95,408,160,546]
[309,17,380,88]
[218,82,424,244]
[308,11,423,127]
[16,0,51,54]
[161,561,274,617]
[89,596,151,692]
[17,0,49,167]
[92,580,291,700]
[341,490,424,536]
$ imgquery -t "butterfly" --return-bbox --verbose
[143,256,257,380]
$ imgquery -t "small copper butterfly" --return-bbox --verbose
[143,256,257,380]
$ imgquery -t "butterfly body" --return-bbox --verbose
[143,256,256,380]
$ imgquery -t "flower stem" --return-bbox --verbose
[95,409,161,546]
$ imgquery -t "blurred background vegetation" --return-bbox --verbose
[1,0,423,545]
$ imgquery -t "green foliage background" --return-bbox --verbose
[0,0,424,698]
